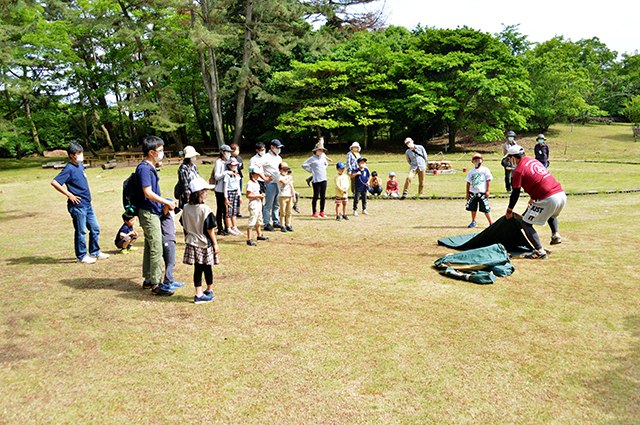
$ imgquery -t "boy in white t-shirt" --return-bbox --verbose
[465,153,493,228]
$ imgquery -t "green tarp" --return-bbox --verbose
[434,243,515,284]
[437,216,534,255]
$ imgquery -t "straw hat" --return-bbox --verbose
[312,142,327,152]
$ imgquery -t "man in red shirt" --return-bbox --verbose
[504,145,567,259]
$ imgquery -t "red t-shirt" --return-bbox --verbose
[512,157,563,200]
[386,180,399,192]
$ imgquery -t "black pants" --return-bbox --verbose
[312,180,327,214]
[504,168,513,192]
[215,190,227,231]
[193,263,213,287]
[353,189,367,211]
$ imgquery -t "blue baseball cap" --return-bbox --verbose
[336,162,346,169]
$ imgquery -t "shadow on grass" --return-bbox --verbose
[4,255,77,265]
[583,314,640,422]
[413,225,473,229]
[59,277,193,304]
[0,210,41,223]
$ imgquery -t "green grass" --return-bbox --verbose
[1,123,639,423]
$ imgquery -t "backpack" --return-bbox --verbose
[123,162,156,215]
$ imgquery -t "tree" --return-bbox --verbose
[396,27,531,151]
[624,95,640,127]
[273,29,400,147]
[495,23,531,56]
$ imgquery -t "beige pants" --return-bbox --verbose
[279,196,293,227]
[403,168,426,196]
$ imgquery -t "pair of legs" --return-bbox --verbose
[353,190,367,212]
[312,181,327,214]
[247,199,265,241]
[225,191,240,232]
[215,191,228,233]
[138,209,164,286]
[117,235,137,251]
[521,192,567,252]
[336,199,347,218]
[263,182,281,227]
[368,187,383,196]
[466,194,493,225]
[504,168,513,192]
[68,204,101,259]
[193,263,213,297]
[279,195,293,228]
[162,241,176,285]
[402,168,425,196]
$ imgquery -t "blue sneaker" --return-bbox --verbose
[468,221,477,228]
[170,281,185,289]
[152,283,175,296]
[204,290,213,297]
[194,293,215,304]
[524,250,548,260]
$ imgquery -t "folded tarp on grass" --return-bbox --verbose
[437,216,534,255]
[434,243,515,284]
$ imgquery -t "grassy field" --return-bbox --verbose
[1,123,639,424]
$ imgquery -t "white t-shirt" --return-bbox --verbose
[276,173,294,197]
[249,153,265,181]
[262,151,282,181]
[465,166,493,194]
[246,179,261,199]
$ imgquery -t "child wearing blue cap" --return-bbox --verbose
[334,162,350,220]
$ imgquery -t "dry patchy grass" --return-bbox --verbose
[1,125,640,424]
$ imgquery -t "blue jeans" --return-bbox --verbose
[67,204,101,259]
[263,182,280,226]
[162,241,176,285]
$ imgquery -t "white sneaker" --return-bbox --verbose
[353,210,358,217]
[78,255,97,264]
[362,210,369,215]
[229,227,241,236]
[93,252,110,260]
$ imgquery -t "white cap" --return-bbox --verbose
[183,146,200,159]
[504,144,525,158]
[188,177,215,193]
[389,172,396,177]
[350,142,361,150]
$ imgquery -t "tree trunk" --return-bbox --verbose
[447,122,457,152]
[363,124,368,150]
[232,0,254,145]
[193,6,225,148]
[24,99,41,153]
[192,89,211,145]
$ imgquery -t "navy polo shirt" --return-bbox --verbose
[354,167,371,191]
[135,161,162,215]
[54,162,92,208]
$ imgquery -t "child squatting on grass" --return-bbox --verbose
[246,168,270,246]
[180,177,219,304]
[384,172,400,198]
[334,162,350,221]
[115,213,139,254]
[465,153,493,228]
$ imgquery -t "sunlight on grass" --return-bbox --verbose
[1,123,639,423]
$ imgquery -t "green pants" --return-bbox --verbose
[138,208,163,285]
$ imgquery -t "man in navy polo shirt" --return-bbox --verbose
[136,136,176,296]
[51,142,110,264]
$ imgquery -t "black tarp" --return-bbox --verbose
[437,216,534,255]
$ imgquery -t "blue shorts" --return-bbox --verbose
[466,193,491,213]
